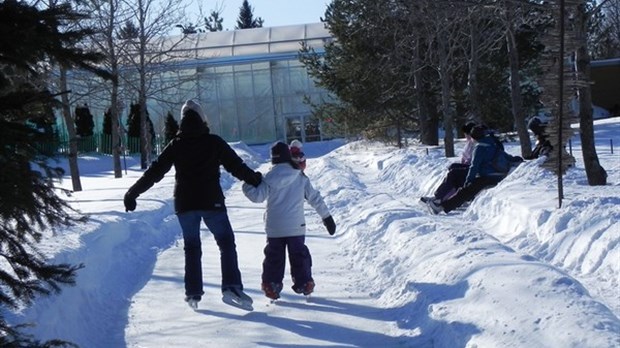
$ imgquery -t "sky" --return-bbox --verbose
[190,0,328,31]
[4,117,620,347]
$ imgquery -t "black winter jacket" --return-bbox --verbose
[127,126,260,213]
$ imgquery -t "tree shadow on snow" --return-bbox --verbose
[191,280,478,347]
[242,311,410,347]
[393,281,481,347]
[269,281,478,347]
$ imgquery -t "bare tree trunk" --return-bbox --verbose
[414,42,438,146]
[59,67,83,192]
[396,117,403,148]
[139,88,150,169]
[138,0,150,169]
[438,34,455,157]
[416,82,437,145]
[110,73,122,178]
[467,22,482,123]
[506,27,532,158]
[576,11,607,185]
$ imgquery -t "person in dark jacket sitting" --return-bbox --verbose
[427,125,523,214]
[123,99,262,309]
[524,117,553,159]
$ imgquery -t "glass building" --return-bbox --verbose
[68,22,334,146]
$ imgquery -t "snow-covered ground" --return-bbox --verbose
[6,118,620,347]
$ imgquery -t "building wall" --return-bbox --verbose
[64,23,334,147]
[190,58,329,144]
[590,58,620,115]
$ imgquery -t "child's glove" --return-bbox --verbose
[323,215,336,235]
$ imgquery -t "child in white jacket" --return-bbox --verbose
[242,142,336,300]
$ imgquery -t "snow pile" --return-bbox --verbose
[5,119,619,347]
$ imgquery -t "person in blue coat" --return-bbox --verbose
[421,122,477,204]
[242,142,336,300]
[427,125,523,214]
[123,100,262,309]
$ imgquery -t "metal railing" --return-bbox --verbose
[40,133,166,156]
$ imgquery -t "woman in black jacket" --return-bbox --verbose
[124,100,262,310]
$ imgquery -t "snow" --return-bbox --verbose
[6,118,620,347]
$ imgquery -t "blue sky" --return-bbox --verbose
[191,0,328,30]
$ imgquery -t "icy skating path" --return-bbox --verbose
[125,160,415,347]
[126,141,620,347]
[8,133,619,348]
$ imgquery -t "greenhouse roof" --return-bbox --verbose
[161,22,331,65]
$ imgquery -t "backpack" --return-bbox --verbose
[489,132,505,152]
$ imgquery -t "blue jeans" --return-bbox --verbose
[177,210,243,297]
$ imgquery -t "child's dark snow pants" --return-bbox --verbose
[262,235,312,289]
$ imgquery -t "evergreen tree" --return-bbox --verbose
[126,103,154,152]
[0,0,101,345]
[28,112,61,154]
[164,111,179,143]
[28,113,58,141]
[118,20,139,40]
[205,10,224,32]
[299,0,418,145]
[100,108,113,154]
[74,104,95,137]
[176,23,201,34]
[103,108,113,135]
[300,0,549,147]
[127,103,141,137]
[177,9,225,34]
[235,0,264,29]
[73,104,96,153]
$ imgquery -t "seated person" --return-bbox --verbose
[421,122,476,204]
[427,125,523,214]
[524,117,552,159]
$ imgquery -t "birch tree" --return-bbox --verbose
[496,1,537,157]
[461,2,505,126]
[83,0,133,178]
[121,0,188,169]
[417,0,468,157]
[42,0,106,191]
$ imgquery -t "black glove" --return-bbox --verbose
[245,171,262,187]
[124,191,137,212]
[124,177,153,212]
[323,215,336,235]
